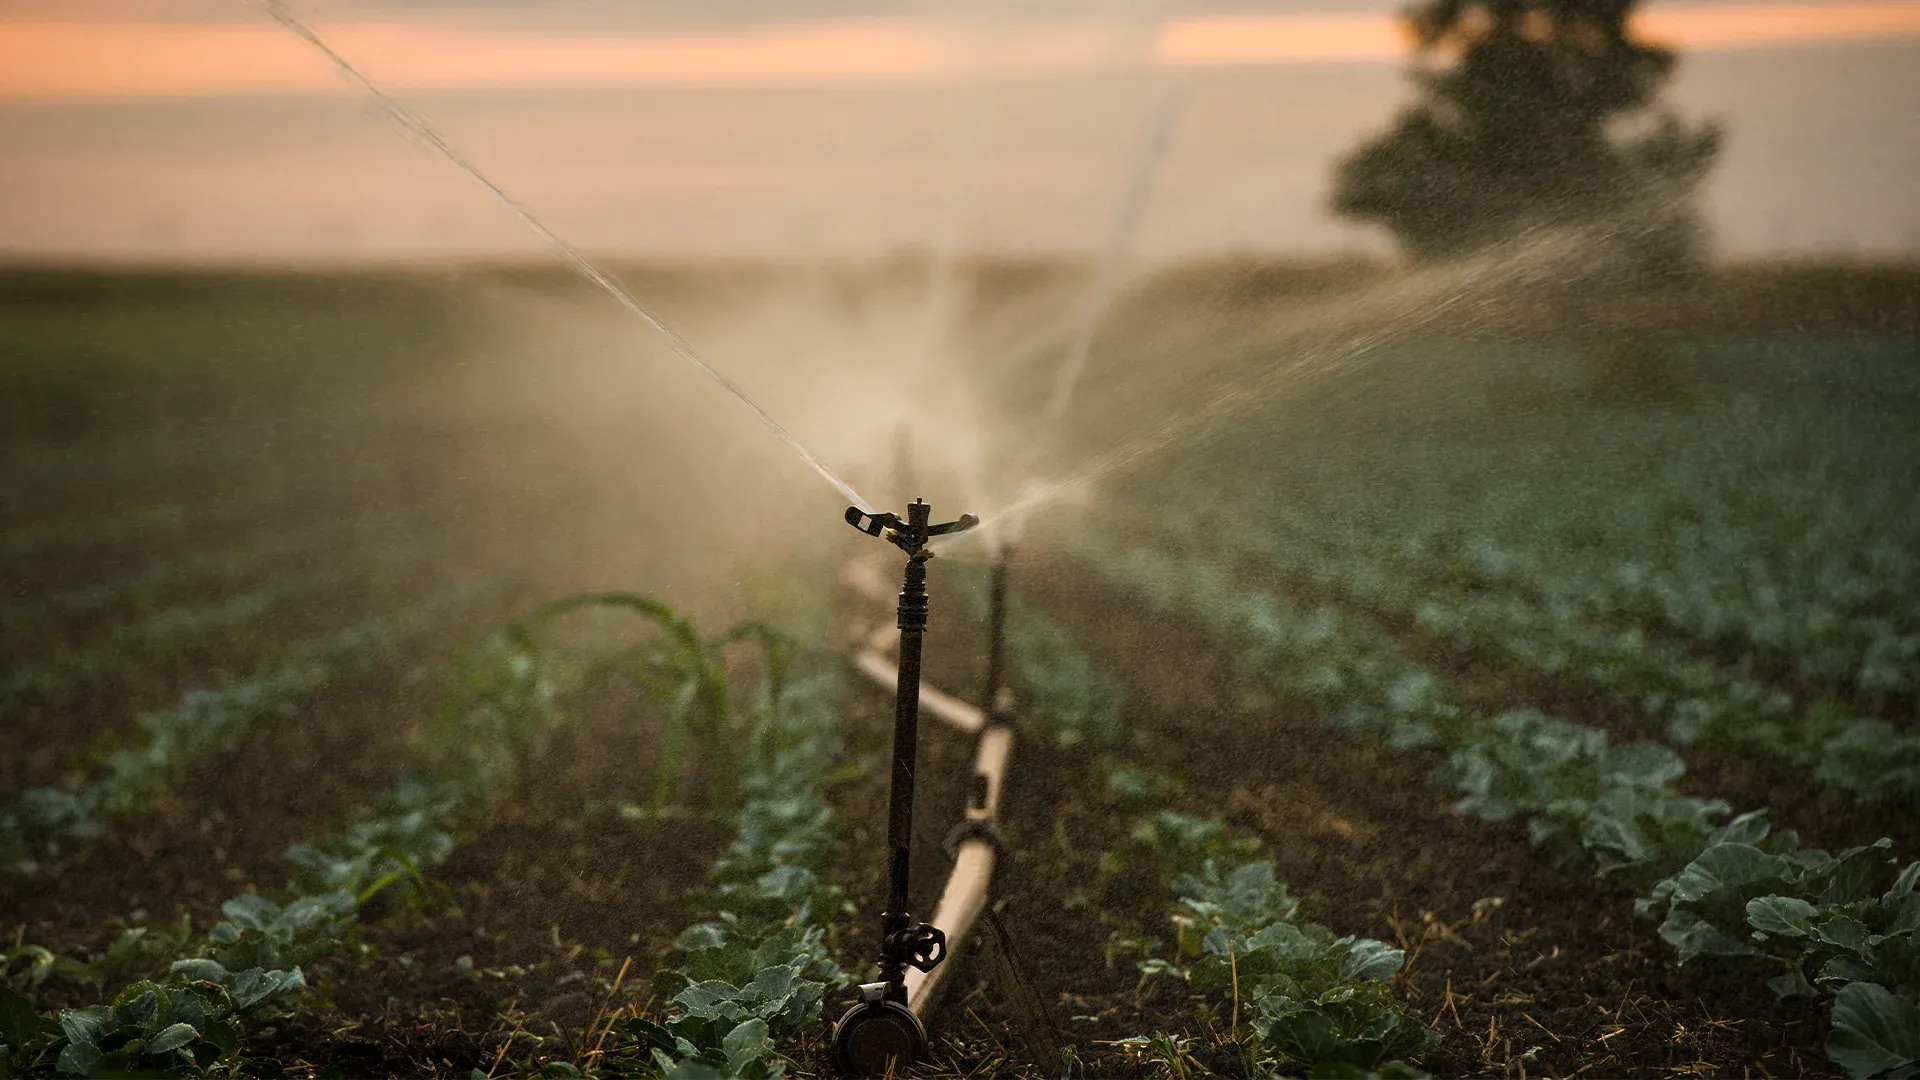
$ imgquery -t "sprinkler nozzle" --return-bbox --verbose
[847,499,978,557]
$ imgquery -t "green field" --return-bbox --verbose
[1,261,1917,1078]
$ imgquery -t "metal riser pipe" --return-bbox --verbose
[842,549,1017,1026]
[852,645,987,735]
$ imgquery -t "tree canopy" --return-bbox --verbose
[1332,0,1720,270]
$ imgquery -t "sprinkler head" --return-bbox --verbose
[846,499,978,557]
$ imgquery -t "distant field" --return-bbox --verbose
[0,259,1916,1078]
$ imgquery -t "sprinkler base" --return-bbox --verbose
[831,982,927,1077]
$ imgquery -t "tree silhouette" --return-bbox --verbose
[1333,0,1720,270]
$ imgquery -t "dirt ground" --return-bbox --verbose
[849,553,1857,1079]
[5,261,1916,1077]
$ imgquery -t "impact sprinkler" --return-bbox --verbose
[833,498,978,1076]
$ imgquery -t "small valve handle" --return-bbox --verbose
[885,922,947,973]
[909,924,947,971]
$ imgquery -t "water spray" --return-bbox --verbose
[258,0,872,513]
[834,499,978,1075]
[1042,82,1182,425]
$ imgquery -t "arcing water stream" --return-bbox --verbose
[1042,84,1182,425]
[956,222,1613,539]
[263,0,1625,560]
[259,0,875,513]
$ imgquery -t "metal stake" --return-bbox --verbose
[834,498,977,1076]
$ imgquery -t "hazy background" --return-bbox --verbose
[3,0,1918,264]
[1,6,1917,1075]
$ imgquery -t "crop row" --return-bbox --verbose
[1149,500,1920,805]
[0,520,345,641]
[1003,597,1437,1076]
[0,589,861,1079]
[1092,543,1919,1077]
[0,540,438,716]
[1397,491,1918,699]
[0,585,476,874]
[599,635,851,1079]
[0,490,273,568]
[0,601,571,1077]
[1186,371,1920,700]
[1127,811,1437,1075]
[0,413,321,514]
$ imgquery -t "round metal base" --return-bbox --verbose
[830,997,926,1076]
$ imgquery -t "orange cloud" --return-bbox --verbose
[1638,1,1920,48]
[2,2,1918,101]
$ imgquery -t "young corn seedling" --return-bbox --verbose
[536,593,791,817]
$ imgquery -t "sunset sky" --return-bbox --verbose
[2,1,1916,261]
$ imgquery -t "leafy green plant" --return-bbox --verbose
[1829,982,1920,1080]
[1109,1032,1202,1078]
[1167,859,1304,951]
[1008,610,1130,752]
[542,594,797,815]
[616,955,827,1080]
[1098,540,1918,1076]
[0,971,302,1078]
[190,893,360,977]
[1134,819,1437,1074]
[1644,820,1919,1078]
[1127,811,1261,885]
[595,646,849,1079]
[1005,604,1433,1075]
[2,923,204,998]
[1103,761,1180,811]
[1438,709,1729,888]
[1,987,61,1075]
[0,596,582,1076]
[1170,485,1920,804]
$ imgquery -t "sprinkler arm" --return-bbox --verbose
[846,503,979,556]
